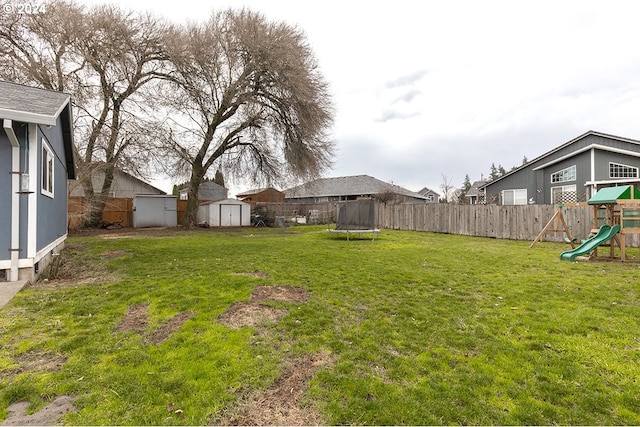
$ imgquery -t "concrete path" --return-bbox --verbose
[0,280,29,310]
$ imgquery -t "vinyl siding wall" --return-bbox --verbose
[36,120,69,252]
[485,134,640,205]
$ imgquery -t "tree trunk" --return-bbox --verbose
[181,165,205,227]
[84,165,116,228]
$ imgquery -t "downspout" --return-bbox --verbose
[3,119,20,282]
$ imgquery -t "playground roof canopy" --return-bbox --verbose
[588,185,640,204]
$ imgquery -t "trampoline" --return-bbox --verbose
[328,199,380,240]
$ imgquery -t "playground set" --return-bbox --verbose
[535,185,640,262]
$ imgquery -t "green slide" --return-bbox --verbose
[559,224,620,262]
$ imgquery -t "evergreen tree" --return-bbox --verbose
[214,169,225,188]
[489,163,500,181]
[458,174,472,203]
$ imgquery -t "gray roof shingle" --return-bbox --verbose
[285,175,427,200]
[0,80,70,125]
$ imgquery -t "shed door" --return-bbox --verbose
[219,204,241,226]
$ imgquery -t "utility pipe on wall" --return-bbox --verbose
[3,119,20,281]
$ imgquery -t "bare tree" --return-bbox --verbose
[74,5,170,226]
[440,173,454,203]
[0,0,171,227]
[160,9,334,226]
[0,0,85,92]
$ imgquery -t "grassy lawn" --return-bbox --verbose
[1,226,640,425]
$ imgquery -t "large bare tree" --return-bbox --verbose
[161,9,334,226]
[0,0,170,226]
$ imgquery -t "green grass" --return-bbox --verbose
[1,226,640,425]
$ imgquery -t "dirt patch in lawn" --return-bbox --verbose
[215,351,333,426]
[218,302,288,329]
[115,303,150,334]
[115,304,194,344]
[218,286,310,329]
[251,286,310,303]
[1,351,67,381]
[32,242,120,289]
[0,396,76,426]
[215,285,330,425]
[148,311,195,344]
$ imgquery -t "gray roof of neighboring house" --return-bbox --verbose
[284,175,428,200]
[418,187,440,196]
[0,80,71,126]
[465,181,487,197]
[236,187,282,197]
[180,181,228,201]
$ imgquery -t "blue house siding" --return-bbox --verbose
[37,122,69,252]
[1,80,75,282]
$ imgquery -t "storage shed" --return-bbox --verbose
[197,199,250,227]
[133,195,177,228]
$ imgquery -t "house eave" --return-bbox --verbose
[532,144,640,171]
[0,108,59,126]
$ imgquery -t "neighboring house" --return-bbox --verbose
[417,187,440,203]
[68,166,166,198]
[284,175,429,204]
[236,187,285,205]
[464,180,487,205]
[0,80,76,282]
[482,130,640,205]
[178,181,227,202]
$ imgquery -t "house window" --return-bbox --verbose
[42,143,54,198]
[551,185,577,204]
[551,165,576,183]
[609,162,639,179]
[502,189,527,205]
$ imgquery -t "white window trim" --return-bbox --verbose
[41,140,54,198]
[551,165,576,183]
[502,189,527,205]
[609,162,639,179]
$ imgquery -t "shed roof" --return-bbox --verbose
[588,185,640,204]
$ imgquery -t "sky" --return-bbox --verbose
[79,0,640,196]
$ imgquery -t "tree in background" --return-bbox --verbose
[439,173,454,203]
[0,0,170,227]
[213,169,225,188]
[457,174,472,204]
[159,9,334,226]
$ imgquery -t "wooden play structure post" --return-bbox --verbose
[530,203,576,248]
[616,185,640,261]
[588,184,640,261]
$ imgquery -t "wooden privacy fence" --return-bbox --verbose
[69,197,190,228]
[257,202,599,243]
[376,203,595,243]
[69,197,133,228]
